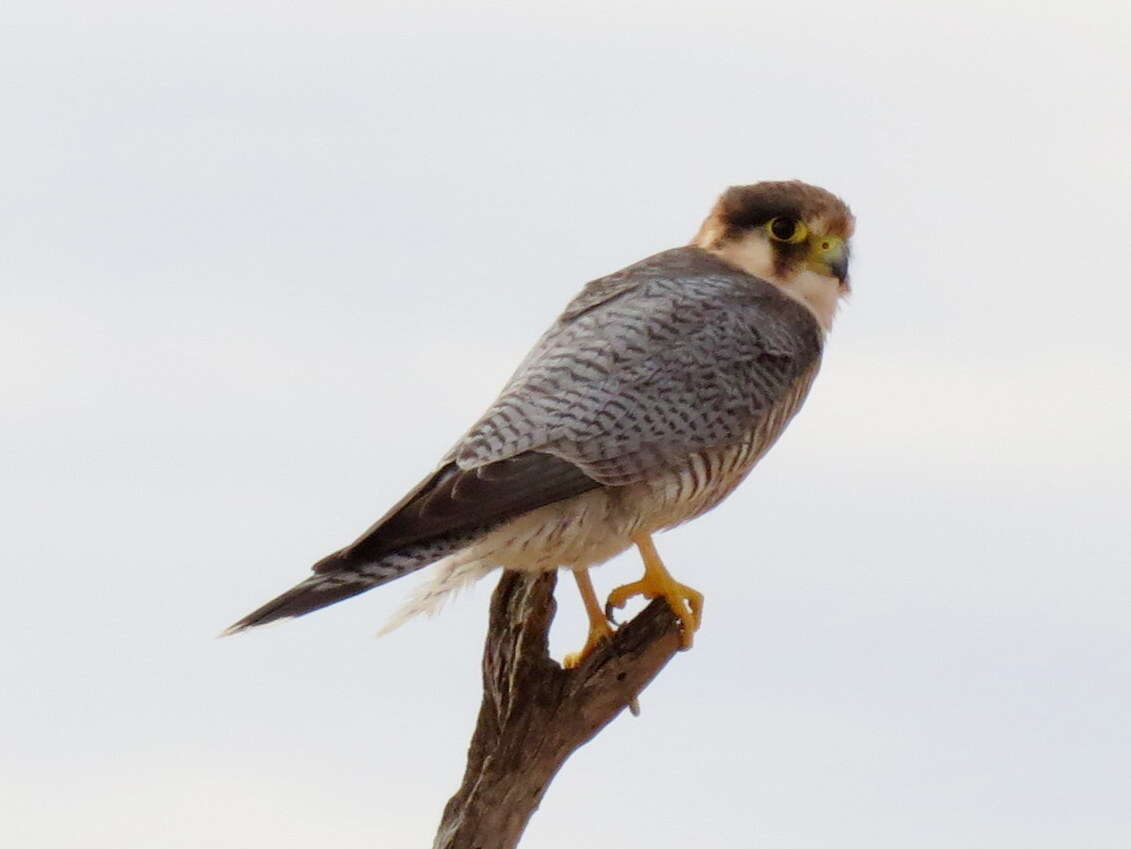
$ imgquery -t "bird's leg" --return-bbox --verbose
[562,568,616,669]
[606,533,703,649]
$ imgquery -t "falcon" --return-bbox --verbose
[225,180,854,666]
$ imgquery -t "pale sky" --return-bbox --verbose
[3,1,1130,847]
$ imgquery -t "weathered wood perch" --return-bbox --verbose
[433,570,684,849]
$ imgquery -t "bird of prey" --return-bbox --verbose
[225,180,854,666]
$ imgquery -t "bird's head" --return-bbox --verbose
[692,180,855,331]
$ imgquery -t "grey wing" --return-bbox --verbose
[333,247,821,566]
[222,247,822,634]
[453,246,825,485]
[225,451,601,632]
[322,451,599,569]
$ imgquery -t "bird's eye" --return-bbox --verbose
[767,217,807,243]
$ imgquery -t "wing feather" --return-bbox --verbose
[453,246,824,486]
[316,452,600,571]
[227,246,824,633]
[323,247,821,570]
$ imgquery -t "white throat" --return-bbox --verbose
[698,235,841,332]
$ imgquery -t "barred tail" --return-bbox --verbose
[220,533,474,636]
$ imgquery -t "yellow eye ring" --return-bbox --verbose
[766,217,808,244]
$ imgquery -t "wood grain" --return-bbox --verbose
[433,570,683,849]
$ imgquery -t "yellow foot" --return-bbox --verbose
[605,533,703,649]
[562,617,616,669]
[563,568,617,669]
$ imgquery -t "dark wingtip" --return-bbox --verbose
[312,548,351,574]
[219,572,372,636]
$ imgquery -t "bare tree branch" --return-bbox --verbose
[433,570,683,849]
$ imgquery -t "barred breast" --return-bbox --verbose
[641,359,819,531]
[378,342,820,630]
[379,250,826,627]
[463,361,819,577]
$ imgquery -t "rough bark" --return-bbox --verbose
[432,570,683,849]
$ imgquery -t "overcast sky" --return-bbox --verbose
[3,1,1130,847]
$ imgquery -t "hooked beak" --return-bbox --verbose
[807,235,849,286]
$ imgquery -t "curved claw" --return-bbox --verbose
[604,597,624,626]
[605,533,704,650]
[605,576,702,649]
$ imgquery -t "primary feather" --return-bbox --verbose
[224,245,823,635]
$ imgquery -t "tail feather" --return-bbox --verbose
[220,571,377,636]
[221,532,481,636]
[223,449,596,637]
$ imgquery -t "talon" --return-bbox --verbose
[604,585,640,624]
[564,568,617,669]
[604,533,704,650]
[604,603,621,626]
[563,621,614,669]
